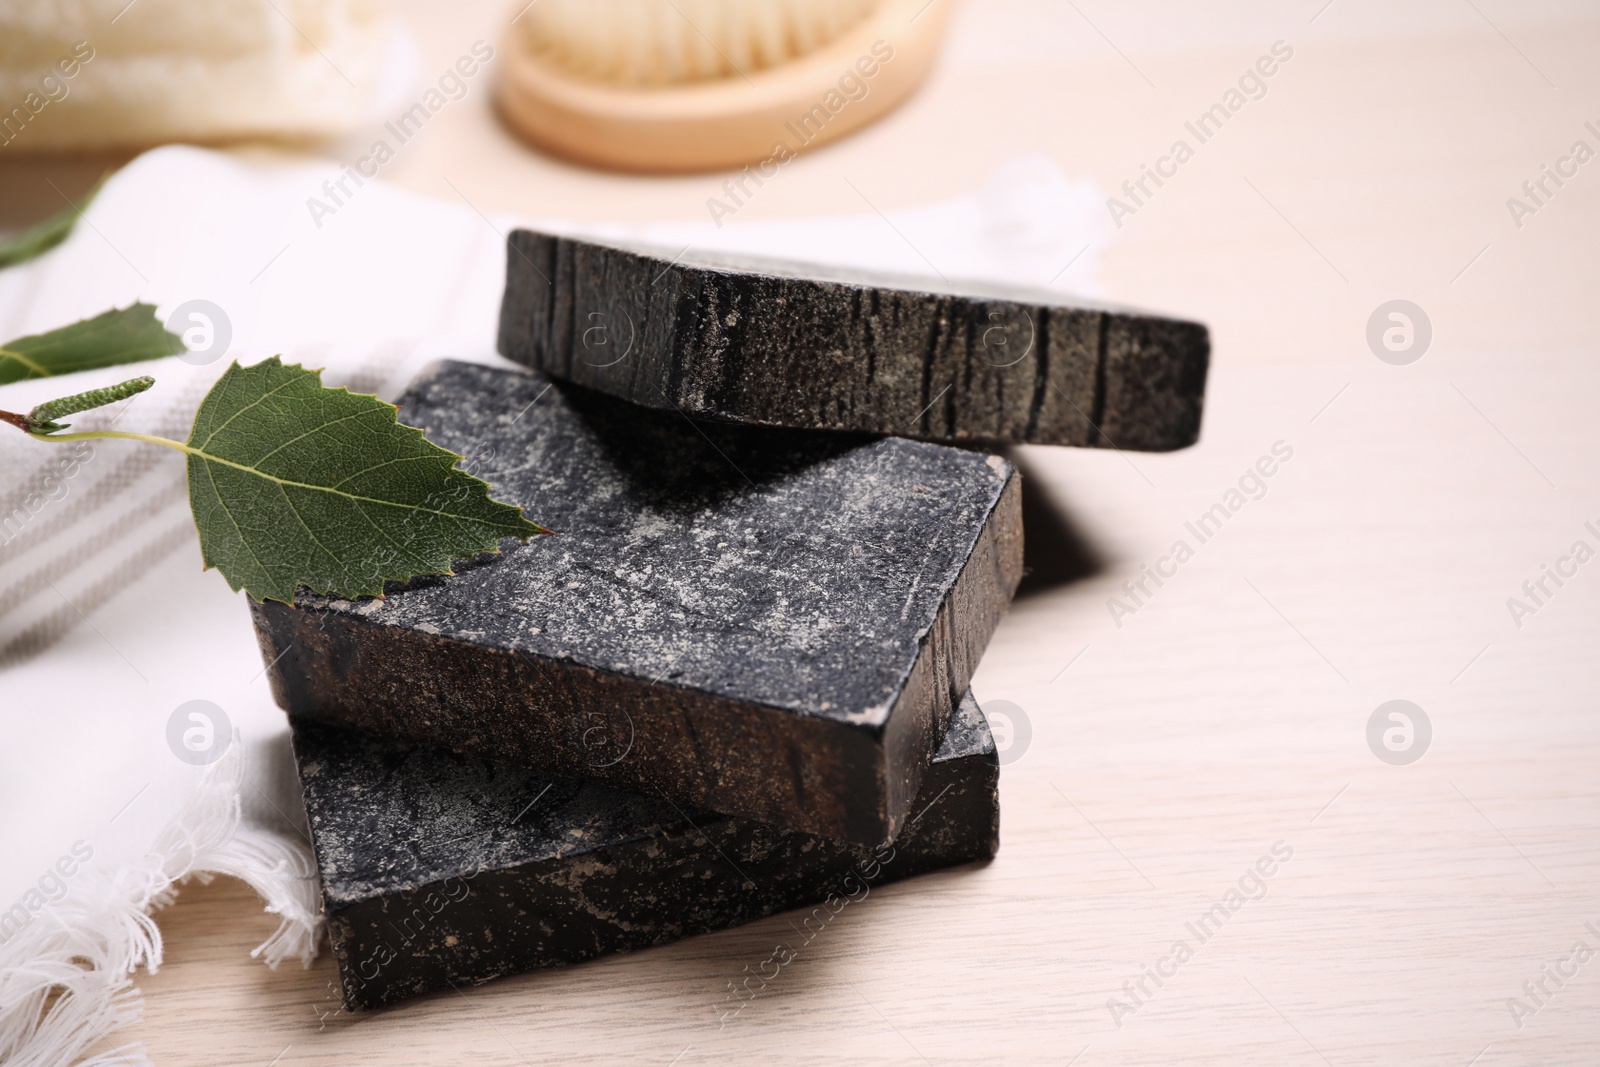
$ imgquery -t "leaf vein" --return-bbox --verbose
[195,367,314,449]
[278,482,346,571]
[189,452,525,528]
[0,347,49,378]
[331,453,443,489]
[200,458,276,594]
[247,407,379,467]
[350,497,430,573]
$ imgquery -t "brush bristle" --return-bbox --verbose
[514,0,882,86]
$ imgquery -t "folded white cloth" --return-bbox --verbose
[0,144,1104,1067]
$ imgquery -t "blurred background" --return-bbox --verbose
[0,0,1591,369]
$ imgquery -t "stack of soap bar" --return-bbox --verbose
[254,360,1022,846]
[260,233,1209,1010]
[295,691,998,1011]
[496,230,1210,450]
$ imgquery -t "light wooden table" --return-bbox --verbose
[7,2,1598,1063]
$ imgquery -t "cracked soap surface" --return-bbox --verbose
[303,361,1014,726]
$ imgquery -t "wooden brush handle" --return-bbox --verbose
[494,0,953,174]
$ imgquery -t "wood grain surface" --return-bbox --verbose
[4,1,1597,1064]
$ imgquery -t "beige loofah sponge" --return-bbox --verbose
[0,0,391,151]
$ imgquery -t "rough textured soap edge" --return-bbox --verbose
[255,606,882,842]
[874,459,1021,843]
[497,229,1209,450]
[297,695,999,1011]
[252,458,1018,847]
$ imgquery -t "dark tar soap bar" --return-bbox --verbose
[253,360,1021,846]
[497,229,1209,450]
[295,691,1000,1011]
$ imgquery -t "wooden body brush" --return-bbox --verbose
[495,0,952,173]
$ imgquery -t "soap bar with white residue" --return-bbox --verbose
[252,360,1021,846]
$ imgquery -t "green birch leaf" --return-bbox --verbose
[0,173,106,270]
[184,357,548,604]
[0,303,186,385]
